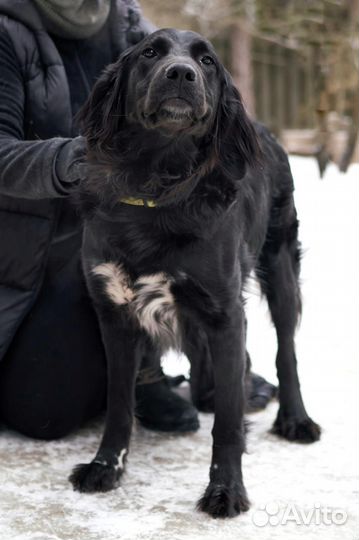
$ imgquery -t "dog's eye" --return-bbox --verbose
[200,55,214,66]
[142,48,157,59]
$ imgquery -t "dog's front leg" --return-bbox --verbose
[70,308,140,493]
[198,301,249,518]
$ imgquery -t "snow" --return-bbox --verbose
[0,157,358,539]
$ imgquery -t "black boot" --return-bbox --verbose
[135,368,200,432]
[246,372,278,412]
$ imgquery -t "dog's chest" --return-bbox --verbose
[92,262,180,349]
[85,213,200,349]
[94,205,212,268]
[85,210,234,351]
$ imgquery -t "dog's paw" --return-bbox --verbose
[69,461,122,493]
[272,413,321,443]
[197,482,250,518]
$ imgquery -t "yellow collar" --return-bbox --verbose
[119,197,157,208]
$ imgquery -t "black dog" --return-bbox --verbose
[70,28,321,518]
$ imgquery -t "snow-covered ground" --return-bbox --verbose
[0,157,358,539]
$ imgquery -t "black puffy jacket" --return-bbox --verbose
[0,0,153,360]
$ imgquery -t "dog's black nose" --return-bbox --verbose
[165,63,196,83]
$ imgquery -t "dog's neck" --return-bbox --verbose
[87,121,214,208]
[118,122,204,176]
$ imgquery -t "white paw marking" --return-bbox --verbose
[117,448,127,470]
[93,459,108,466]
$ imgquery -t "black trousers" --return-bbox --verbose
[0,233,108,439]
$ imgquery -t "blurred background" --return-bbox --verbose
[142,0,359,176]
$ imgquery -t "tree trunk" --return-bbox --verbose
[230,24,255,117]
[339,91,359,172]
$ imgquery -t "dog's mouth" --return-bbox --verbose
[141,97,200,132]
[158,97,193,118]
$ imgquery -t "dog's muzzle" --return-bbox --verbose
[142,60,208,128]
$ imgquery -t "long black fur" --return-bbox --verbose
[70,29,320,518]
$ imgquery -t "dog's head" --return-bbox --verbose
[79,29,261,205]
[81,29,260,158]
[125,29,221,136]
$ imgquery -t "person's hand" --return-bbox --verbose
[54,136,87,189]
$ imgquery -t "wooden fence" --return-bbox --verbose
[252,39,317,132]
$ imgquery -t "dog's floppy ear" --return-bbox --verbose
[77,48,133,152]
[214,70,262,178]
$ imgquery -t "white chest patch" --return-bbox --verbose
[92,263,180,349]
[92,263,134,305]
[132,273,180,349]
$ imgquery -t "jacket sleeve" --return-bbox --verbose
[0,27,74,199]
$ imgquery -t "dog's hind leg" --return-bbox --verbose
[256,197,321,443]
[187,322,277,414]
